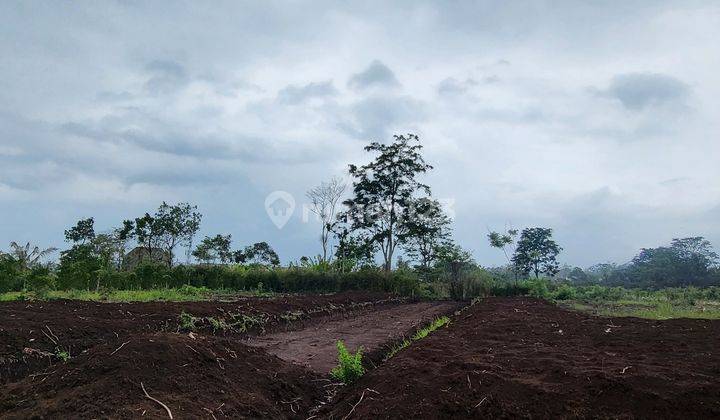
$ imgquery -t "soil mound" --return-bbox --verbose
[326,297,720,419]
[0,332,322,419]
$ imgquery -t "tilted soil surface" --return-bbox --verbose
[326,297,720,419]
[246,301,459,373]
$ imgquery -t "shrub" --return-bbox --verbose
[330,340,364,384]
[461,268,495,299]
[25,267,56,298]
[552,284,576,300]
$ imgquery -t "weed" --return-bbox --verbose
[385,316,450,360]
[55,348,70,362]
[330,340,364,384]
[179,311,198,331]
[228,312,269,333]
[207,316,229,332]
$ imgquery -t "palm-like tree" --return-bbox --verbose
[8,242,58,271]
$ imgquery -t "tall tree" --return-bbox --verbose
[340,134,433,272]
[511,227,562,278]
[64,217,95,245]
[487,227,518,264]
[401,197,452,274]
[333,228,377,272]
[488,227,519,279]
[154,202,202,267]
[133,213,161,257]
[193,234,233,264]
[235,242,280,266]
[114,220,135,269]
[306,177,346,262]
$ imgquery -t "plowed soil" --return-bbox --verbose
[3,295,720,419]
[0,292,458,419]
[325,297,720,419]
[247,301,458,373]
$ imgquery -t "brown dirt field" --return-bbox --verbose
[0,332,322,419]
[246,301,459,373]
[4,295,720,419]
[0,291,395,385]
[325,297,720,419]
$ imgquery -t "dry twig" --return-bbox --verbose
[141,382,173,419]
[110,341,131,356]
[342,390,365,420]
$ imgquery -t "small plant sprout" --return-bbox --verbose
[55,348,70,362]
[330,340,365,384]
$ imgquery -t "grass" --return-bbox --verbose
[567,299,720,320]
[385,316,450,360]
[0,287,272,303]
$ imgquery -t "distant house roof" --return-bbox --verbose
[123,246,171,270]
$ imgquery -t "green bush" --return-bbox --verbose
[25,267,56,297]
[552,283,576,300]
[330,340,364,384]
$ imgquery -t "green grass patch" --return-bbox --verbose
[385,316,450,360]
[568,299,720,320]
[0,287,271,303]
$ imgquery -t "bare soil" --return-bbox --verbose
[246,301,459,373]
[2,295,720,419]
[325,297,720,419]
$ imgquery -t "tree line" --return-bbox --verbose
[0,133,718,293]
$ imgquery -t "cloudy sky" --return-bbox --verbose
[1,1,719,267]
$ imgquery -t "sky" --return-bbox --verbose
[1,0,719,268]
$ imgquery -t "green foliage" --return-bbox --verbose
[0,254,23,293]
[552,283,576,300]
[207,317,229,332]
[56,244,102,290]
[179,311,198,331]
[24,267,56,297]
[512,228,562,278]
[235,242,280,266]
[65,217,95,244]
[386,316,450,359]
[339,133,434,272]
[55,348,70,362]
[330,340,365,384]
[193,234,233,264]
[401,197,452,273]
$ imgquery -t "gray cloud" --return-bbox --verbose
[1,1,719,266]
[337,95,425,140]
[601,73,690,110]
[348,60,400,91]
[437,77,479,96]
[277,80,338,104]
[143,60,189,95]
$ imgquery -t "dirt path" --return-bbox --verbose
[245,302,458,373]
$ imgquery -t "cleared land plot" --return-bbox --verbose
[246,301,459,373]
[326,297,720,419]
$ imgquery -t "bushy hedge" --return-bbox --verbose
[3,262,421,296]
